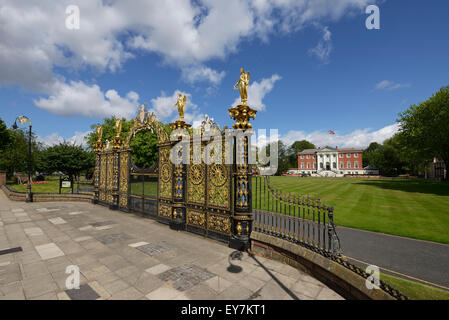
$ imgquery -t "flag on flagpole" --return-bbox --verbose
[328,130,336,135]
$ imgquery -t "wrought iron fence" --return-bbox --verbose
[252,176,341,256]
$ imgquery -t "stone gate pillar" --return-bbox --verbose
[229,104,257,250]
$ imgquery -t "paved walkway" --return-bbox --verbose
[337,226,449,289]
[0,192,342,300]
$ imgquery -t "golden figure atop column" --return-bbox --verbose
[94,125,104,152]
[111,118,124,150]
[229,68,256,130]
[170,93,191,131]
[96,125,103,142]
[234,68,250,105]
[174,93,187,122]
[114,118,122,138]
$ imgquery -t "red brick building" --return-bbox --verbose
[295,147,369,175]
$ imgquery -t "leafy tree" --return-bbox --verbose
[0,127,42,176]
[37,143,94,179]
[398,86,449,179]
[363,142,382,167]
[0,118,11,150]
[287,140,316,168]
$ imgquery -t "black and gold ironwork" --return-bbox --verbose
[93,68,260,248]
[252,175,341,256]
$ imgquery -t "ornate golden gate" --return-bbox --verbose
[93,69,256,249]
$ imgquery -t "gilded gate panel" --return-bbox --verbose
[207,212,232,235]
[158,147,172,200]
[187,164,206,205]
[99,153,107,202]
[119,151,130,208]
[106,152,114,204]
[158,202,172,219]
[207,164,231,211]
[186,208,206,229]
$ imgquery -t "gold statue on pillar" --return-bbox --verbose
[174,93,187,121]
[234,68,250,105]
[114,118,122,138]
[96,125,103,142]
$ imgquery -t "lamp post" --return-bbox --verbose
[12,116,33,203]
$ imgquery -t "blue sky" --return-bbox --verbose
[0,0,448,148]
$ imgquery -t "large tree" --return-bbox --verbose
[287,140,316,168]
[37,143,94,178]
[398,86,449,179]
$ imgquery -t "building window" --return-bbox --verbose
[354,162,359,168]
[347,162,351,169]
[307,163,310,169]
[313,163,316,169]
[340,163,344,169]
[339,154,344,158]
[346,153,351,158]
[301,163,304,169]
[306,155,310,159]
[354,153,359,158]
[333,162,337,169]
[320,163,323,169]
[313,155,316,159]
[300,155,304,159]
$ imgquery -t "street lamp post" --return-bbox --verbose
[12,116,33,203]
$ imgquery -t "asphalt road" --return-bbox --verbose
[336,226,449,289]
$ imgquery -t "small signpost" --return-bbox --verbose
[59,176,74,194]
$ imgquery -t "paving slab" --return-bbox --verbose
[0,190,344,300]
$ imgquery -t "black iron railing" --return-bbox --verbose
[252,176,341,255]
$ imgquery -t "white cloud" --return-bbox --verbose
[38,131,90,147]
[375,80,411,91]
[309,26,332,64]
[281,123,399,149]
[0,0,376,91]
[181,65,226,85]
[33,81,139,119]
[232,74,281,111]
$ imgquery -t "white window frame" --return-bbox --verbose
[347,162,351,169]
[354,153,359,158]
[300,155,304,159]
[301,163,304,169]
[307,163,310,169]
[339,154,344,158]
[354,162,359,168]
[346,153,351,158]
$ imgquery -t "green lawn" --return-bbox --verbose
[8,179,72,194]
[130,180,158,197]
[381,273,449,300]
[253,177,449,244]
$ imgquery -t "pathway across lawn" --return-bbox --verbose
[253,177,449,244]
